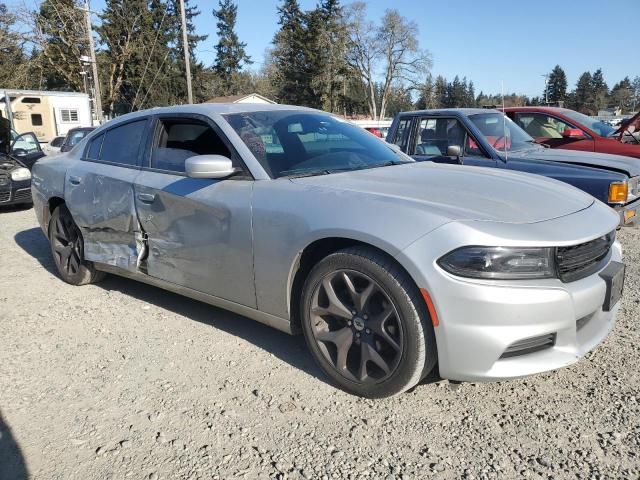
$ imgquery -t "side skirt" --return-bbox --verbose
[95,263,293,335]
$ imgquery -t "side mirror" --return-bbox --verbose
[185,154,236,179]
[562,128,585,139]
[447,145,462,159]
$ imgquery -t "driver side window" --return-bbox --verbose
[413,117,485,158]
[151,118,232,173]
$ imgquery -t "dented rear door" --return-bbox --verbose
[65,118,150,271]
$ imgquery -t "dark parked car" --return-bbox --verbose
[503,107,640,159]
[0,118,36,207]
[60,127,95,152]
[387,109,640,225]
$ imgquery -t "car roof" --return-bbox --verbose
[107,103,316,124]
[398,108,497,117]
[502,106,569,113]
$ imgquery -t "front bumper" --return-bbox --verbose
[613,196,640,226]
[0,179,32,206]
[396,204,622,382]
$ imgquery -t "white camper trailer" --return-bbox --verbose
[0,89,92,144]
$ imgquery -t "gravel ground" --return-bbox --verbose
[1,205,639,480]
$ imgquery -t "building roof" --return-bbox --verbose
[206,93,276,104]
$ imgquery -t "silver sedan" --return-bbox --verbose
[31,104,624,398]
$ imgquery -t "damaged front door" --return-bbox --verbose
[133,115,256,308]
[64,119,150,271]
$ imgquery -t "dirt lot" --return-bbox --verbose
[1,205,639,480]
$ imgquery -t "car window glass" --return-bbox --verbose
[67,130,89,147]
[86,133,104,160]
[224,111,411,178]
[13,133,41,154]
[100,120,146,165]
[515,113,571,139]
[392,118,411,150]
[151,118,232,173]
[414,118,468,157]
[51,136,64,147]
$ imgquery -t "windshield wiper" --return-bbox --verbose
[281,160,409,178]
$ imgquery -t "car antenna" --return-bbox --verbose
[501,81,508,161]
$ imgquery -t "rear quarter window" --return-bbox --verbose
[392,118,412,151]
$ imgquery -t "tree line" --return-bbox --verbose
[0,0,637,119]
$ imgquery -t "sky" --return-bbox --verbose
[13,0,640,97]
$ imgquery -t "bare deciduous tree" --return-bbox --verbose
[377,9,431,120]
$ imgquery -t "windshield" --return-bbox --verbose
[468,113,537,152]
[562,110,615,137]
[224,111,412,178]
[66,130,90,147]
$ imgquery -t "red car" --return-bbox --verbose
[503,107,640,159]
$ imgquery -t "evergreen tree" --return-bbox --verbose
[466,80,476,107]
[545,65,567,104]
[611,77,633,112]
[306,0,348,112]
[212,0,251,96]
[270,0,315,106]
[573,71,593,113]
[35,0,87,91]
[433,75,447,108]
[591,68,608,111]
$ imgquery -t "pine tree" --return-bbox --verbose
[270,0,314,106]
[611,77,633,112]
[433,75,447,108]
[545,65,567,104]
[35,0,87,91]
[591,68,608,112]
[212,0,251,96]
[573,71,593,113]
[306,0,348,112]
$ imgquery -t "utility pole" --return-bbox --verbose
[179,0,193,104]
[83,0,103,124]
[542,74,549,105]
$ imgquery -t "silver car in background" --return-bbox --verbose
[31,104,624,398]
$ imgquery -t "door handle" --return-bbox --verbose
[68,175,81,185]
[137,193,156,203]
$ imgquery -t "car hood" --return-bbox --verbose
[292,162,594,224]
[614,111,640,136]
[513,145,640,177]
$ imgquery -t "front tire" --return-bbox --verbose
[301,246,437,398]
[49,205,105,285]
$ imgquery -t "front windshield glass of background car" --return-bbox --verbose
[224,111,413,178]
[67,130,88,147]
[468,113,536,152]
[562,110,615,137]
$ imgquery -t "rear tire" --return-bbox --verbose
[300,246,437,398]
[48,205,105,285]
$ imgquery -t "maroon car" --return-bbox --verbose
[503,107,640,159]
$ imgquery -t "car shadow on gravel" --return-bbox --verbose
[13,227,58,275]
[14,227,326,384]
[0,412,29,480]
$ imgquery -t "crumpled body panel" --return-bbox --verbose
[64,161,141,270]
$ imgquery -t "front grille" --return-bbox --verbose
[0,191,9,203]
[556,231,615,283]
[13,188,31,202]
[501,333,556,359]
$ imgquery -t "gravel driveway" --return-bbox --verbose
[1,206,639,480]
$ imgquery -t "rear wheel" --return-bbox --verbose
[301,246,437,398]
[49,205,105,285]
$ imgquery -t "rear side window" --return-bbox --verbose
[51,136,64,147]
[392,118,411,151]
[100,120,147,166]
[85,133,104,160]
[151,118,231,173]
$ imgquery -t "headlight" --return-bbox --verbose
[438,246,555,280]
[10,167,31,181]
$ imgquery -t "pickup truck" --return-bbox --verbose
[387,108,640,225]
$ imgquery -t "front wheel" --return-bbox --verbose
[49,205,105,285]
[301,247,437,398]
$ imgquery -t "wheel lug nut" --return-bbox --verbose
[356,332,361,338]
[363,314,368,320]
[351,310,357,316]
[347,321,352,326]
[365,328,371,334]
